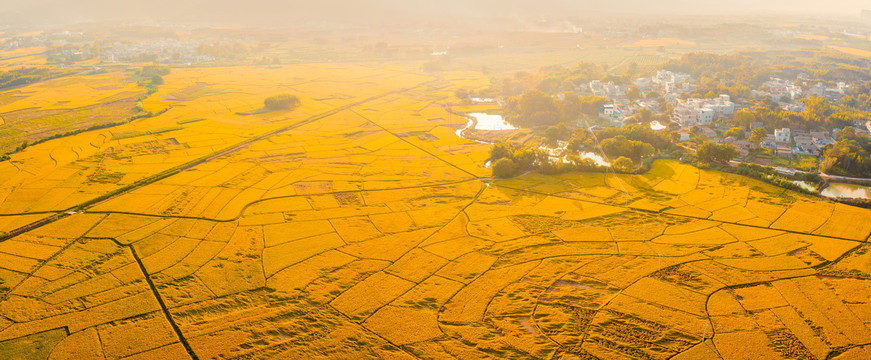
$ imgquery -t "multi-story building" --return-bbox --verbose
[672,105,698,127]
[763,77,803,100]
[635,77,651,89]
[671,95,735,127]
[599,104,623,121]
[590,80,603,93]
[652,70,692,95]
[811,131,835,147]
[775,128,791,143]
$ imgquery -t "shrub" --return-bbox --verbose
[264,94,300,111]
[492,158,518,178]
[611,156,636,173]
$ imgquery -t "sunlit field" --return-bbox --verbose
[0,53,868,360]
[1,0,871,357]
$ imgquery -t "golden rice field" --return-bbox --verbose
[0,61,869,360]
[0,69,146,154]
[828,45,871,59]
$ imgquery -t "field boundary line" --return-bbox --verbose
[127,245,200,360]
[0,78,439,243]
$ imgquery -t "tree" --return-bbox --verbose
[520,89,558,115]
[545,123,570,141]
[599,135,655,161]
[151,75,164,85]
[697,142,739,164]
[748,127,767,145]
[611,157,635,173]
[264,94,300,111]
[578,96,609,118]
[757,96,780,112]
[455,89,469,101]
[724,127,745,139]
[490,141,517,161]
[736,109,756,128]
[822,128,871,177]
[842,95,859,108]
[492,158,518,178]
[800,95,832,127]
[844,126,861,139]
[504,89,561,127]
[627,86,641,101]
[625,108,654,125]
[558,92,583,121]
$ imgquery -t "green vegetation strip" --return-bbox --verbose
[111,125,184,140]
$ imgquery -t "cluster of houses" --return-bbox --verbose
[754,77,803,102]
[582,66,867,167]
[1,31,86,50]
[753,76,849,104]
[593,70,699,126]
[784,121,868,156]
[589,80,629,100]
[2,31,220,65]
[647,70,695,98]
[712,126,834,160]
[730,121,871,160]
[98,39,216,64]
[807,81,849,102]
[756,128,835,157]
[672,95,736,127]
[591,79,861,165]
[592,80,662,127]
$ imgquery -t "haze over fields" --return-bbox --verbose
[0,0,869,26]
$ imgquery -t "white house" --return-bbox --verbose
[671,95,734,127]
[793,135,813,148]
[811,131,835,147]
[673,106,698,127]
[635,78,651,89]
[775,128,791,143]
[590,80,603,93]
[653,70,692,95]
[599,104,624,123]
[698,108,715,124]
[808,82,825,97]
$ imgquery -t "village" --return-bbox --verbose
[590,68,871,174]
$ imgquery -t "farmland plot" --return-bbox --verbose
[0,61,868,360]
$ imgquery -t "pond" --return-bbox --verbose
[457,112,611,168]
[576,152,612,167]
[538,141,612,167]
[466,112,516,131]
[791,180,816,192]
[821,183,871,200]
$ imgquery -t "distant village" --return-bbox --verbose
[588,69,871,170]
[2,31,220,65]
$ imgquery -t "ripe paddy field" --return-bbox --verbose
[0,61,868,360]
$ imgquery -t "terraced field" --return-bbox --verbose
[0,62,869,360]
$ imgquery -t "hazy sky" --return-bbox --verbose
[0,0,868,27]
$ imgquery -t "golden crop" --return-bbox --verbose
[0,60,867,360]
